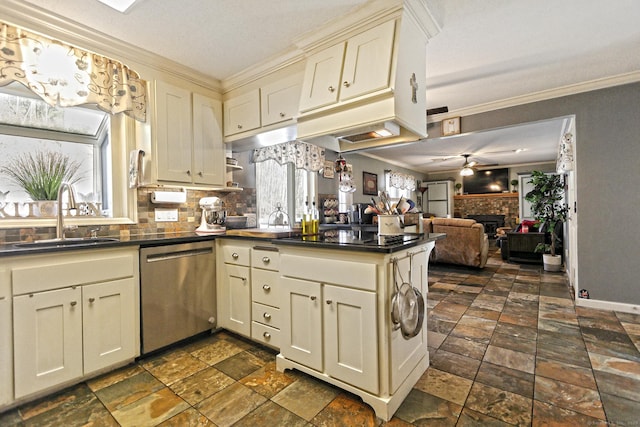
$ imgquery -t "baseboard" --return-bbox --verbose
[575,297,640,315]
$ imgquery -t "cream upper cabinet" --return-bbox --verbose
[299,20,395,113]
[261,79,302,127]
[224,89,261,137]
[192,93,225,185]
[155,80,224,186]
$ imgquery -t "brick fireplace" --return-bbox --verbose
[454,193,519,231]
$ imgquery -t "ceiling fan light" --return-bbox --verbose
[460,166,474,176]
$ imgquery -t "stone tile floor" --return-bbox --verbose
[1,247,640,426]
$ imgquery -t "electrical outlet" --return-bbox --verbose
[155,208,178,222]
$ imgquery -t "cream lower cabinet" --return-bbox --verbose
[276,242,435,421]
[281,277,378,393]
[0,267,14,406]
[217,240,252,337]
[9,248,139,401]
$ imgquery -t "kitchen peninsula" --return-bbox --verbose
[270,230,444,421]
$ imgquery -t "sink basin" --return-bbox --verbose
[14,237,119,249]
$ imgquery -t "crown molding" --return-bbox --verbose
[428,71,640,123]
[0,0,222,92]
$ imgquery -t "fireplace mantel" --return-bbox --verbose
[454,193,518,199]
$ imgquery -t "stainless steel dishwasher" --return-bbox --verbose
[140,240,216,355]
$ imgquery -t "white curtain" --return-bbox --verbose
[557,132,574,173]
[0,22,147,122]
[252,140,325,172]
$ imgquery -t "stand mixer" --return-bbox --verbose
[195,197,226,235]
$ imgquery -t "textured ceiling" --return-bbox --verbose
[14,0,640,172]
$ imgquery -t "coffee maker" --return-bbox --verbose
[195,197,226,235]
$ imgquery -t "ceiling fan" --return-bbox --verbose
[459,154,476,176]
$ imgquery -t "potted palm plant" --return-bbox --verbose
[524,171,568,271]
[0,150,82,217]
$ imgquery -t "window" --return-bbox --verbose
[255,159,317,227]
[0,83,136,227]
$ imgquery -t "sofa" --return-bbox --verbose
[423,217,489,268]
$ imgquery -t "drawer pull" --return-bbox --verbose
[343,81,351,88]
[263,312,271,319]
[88,297,95,303]
[263,332,271,339]
[237,124,243,129]
[310,296,316,301]
[232,252,239,259]
[328,85,335,93]
[326,300,333,305]
[70,301,77,307]
[262,256,270,264]
[262,284,271,291]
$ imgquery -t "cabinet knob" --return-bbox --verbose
[263,332,271,339]
[237,124,243,129]
[310,296,316,301]
[326,300,333,305]
[262,284,271,291]
[262,256,270,264]
[263,312,271,319]
[232,252,239,259]
[343,81,351,88]
[279,112,285,117]
[70,301,77,307]
[88,297,95,303]
[186,170,191,176]
[328,85,335,93]
[198,171,203,177]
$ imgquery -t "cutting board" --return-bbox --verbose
[225,228,301,238]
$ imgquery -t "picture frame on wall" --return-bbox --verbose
[442,116,461,136]
[363,171,378,195]
[323,160,334,178]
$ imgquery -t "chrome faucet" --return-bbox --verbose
[56,182,78,240]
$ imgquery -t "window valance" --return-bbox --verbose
[252,140,325,172]
[0,22,147,122]
[388,171,416,190]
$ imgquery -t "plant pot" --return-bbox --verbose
[35,200,57,217]
[542,254,562,272]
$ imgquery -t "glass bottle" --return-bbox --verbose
[302,200,311,235]
[311,200,319,235]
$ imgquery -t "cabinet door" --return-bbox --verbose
[155,80,193,183]
[83,278,136,374]
[0,268,12,406]
[192,93,224,186]
[339,20,395,102]
[13,287,83,398]
[220,264,251,337]
[323,284,378,394]
[280,277,322,371]
[298,42,345,112]
[261,78,301,126]
[224,89,260,137]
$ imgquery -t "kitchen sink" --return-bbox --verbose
[13,237,120,249]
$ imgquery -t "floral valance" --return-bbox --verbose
[0,22,147,122]
[388,171,416,190]
[252,140,325,172]
[556,132,574,173]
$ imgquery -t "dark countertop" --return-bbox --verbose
[274,229,446,253]
[0,232,219,257]
[0,229,446,257]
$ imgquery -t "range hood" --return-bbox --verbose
[293,0,436,153]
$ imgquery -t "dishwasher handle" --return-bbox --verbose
[144,247,213,263]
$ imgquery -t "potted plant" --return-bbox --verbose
[524,171,568,271]
[0,150,83,216]
[454,182,462,195]
[510,179,518,192]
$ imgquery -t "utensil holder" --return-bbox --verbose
[378,214,403,235]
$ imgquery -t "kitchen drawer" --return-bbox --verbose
[252,302,281,328]
[251,247,280,271]
[251,269,280,306]
[221,245,251,266]
[252,321,279,349]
